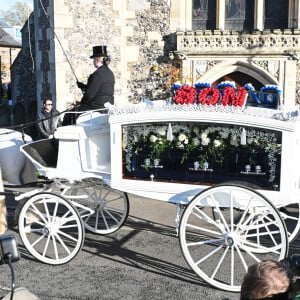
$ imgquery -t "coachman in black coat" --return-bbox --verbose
[62,46,115,125]
[78,63,115,111]
[77,45,115,111]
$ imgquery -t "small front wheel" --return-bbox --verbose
[63,180,129,235]
[18,192,85,265]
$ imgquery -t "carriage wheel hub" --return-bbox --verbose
[98,201,105,209]
[47,219,60,235]
[224,232,239,247]
[42,227,49,235]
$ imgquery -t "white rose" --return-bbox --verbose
[201,137,210,146]
[201,132,208,140]
[214,139,222,147]
[220,131,229,139]
[178,133,187,142]
[149,134,158,143]
[158,129,166,136]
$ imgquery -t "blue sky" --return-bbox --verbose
[1,0,33,11]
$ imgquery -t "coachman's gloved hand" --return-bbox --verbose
[76,81,86,90]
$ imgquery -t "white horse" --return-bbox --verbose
[0,129,37,185]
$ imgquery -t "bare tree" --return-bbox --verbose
[1,2,33,27]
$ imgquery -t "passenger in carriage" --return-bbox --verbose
[240,259,291,300]
[76,45,115,112]
[36,99,62,139]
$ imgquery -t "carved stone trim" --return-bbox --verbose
[176,30,300,55]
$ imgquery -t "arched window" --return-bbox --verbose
[225,0,254,30]
[264,0,288,29]
[192,0,216,30]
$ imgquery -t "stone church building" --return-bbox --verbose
[11,0,300,125]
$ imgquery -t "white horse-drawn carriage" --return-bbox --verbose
[12,91,300,292]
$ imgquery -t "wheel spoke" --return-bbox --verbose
[54,233,71,255]
[100,209,109,230]
[210,246,229,279]
[42,234,51,257]
[103,207,122,224]
[196,244,225,265]
[186,223,223,237]
[187,237,225,247]
[31,233,48,248]
[191,206,226,233]
[209,194,231,233]
[30,203,48,224]
[234,244,248,272]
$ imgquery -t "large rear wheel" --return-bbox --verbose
[179,184,288,292]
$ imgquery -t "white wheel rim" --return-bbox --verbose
[277,202,300,243]
[19,193,84,265]
[179,185,288,292]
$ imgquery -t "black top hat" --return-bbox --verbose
[90,46,108,58]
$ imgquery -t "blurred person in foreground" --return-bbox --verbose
[240,259,290,300]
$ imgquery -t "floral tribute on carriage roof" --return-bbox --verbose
[122,121,282,186]
[170,81,281,109]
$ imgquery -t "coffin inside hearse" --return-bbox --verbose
[122,121,282,191]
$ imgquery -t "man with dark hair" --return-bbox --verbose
[36,99,62,139]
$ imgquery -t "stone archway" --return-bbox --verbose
[213,71,264,90]
[198,60,278,91]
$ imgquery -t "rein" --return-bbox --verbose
[0,106,80,141]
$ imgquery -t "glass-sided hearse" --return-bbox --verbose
[17,85,300,292]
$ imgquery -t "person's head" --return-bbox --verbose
[90,45,111,68]
[240,259,290,300]
[43,99,53,113]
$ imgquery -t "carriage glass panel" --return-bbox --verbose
[122,122,281,191]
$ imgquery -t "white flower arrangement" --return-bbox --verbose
[123,122,281,182]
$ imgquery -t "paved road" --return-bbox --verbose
[1,190,299,300]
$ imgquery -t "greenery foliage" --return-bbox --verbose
[0,2,32,27]
[123,122,281,182]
